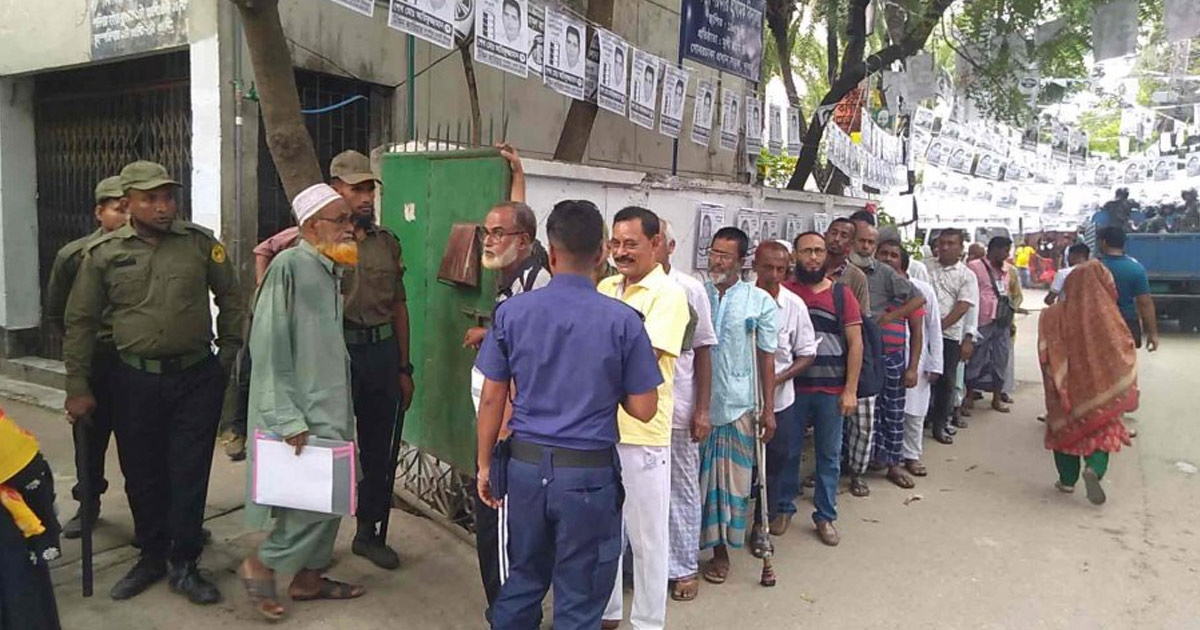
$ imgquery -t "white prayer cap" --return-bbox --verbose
[292,183,343,226]
[775,239,793,254]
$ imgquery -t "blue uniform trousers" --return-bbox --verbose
[492,450,623,630]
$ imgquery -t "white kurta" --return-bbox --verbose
[905,278,944,416]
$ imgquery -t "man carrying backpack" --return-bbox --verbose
[845,213,924,497]
[784,232,862,547]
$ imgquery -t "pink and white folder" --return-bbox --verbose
[252,430,357,516]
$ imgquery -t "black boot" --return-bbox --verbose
[110,556,166,601]
[62,502,100,540]
[352,523,400,570]
[168,560,221,605]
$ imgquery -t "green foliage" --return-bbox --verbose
[1076,102,1121,156]
[758,148,799,188]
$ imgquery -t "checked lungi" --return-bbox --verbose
[699,412,755,550]
[668,428,701,580]
[842,398,874,476]
[872,351,907,467]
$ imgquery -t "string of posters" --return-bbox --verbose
[327,0,807,158]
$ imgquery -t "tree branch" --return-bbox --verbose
[553,0,615,161]
[458,35,483,146]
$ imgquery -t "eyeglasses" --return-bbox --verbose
[315,214,354,227]
[709,250,739,262]
[479,227,526,243]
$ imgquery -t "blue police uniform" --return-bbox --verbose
[475,273,663,630]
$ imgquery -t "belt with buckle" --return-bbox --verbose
[509,439,614,468]
[344,323,394,345]
[119,350,211,375]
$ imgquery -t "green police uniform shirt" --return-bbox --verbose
[45,229,106,336]
[63,219,245,397]
[342,225,406,328]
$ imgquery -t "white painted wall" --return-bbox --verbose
[522,159,865,275]
[0,77,40,330]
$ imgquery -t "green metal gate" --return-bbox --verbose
[381,148,512,531]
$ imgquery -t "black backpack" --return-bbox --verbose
[832,283,885,399]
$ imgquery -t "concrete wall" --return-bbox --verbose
[521,159,865,275]
[0,77,40,354]
[276,0,752,181]
[0,0,220,75]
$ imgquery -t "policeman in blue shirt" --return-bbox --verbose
[475,199,663,630]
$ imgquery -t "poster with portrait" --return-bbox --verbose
[1120,159,1144,183]
[760,211,781,242]
[737,208,761,269]
[1153,158,1176,182]
[584,31,600,102]
[970,179,996,205]
[925,136,949,167]
[994,181,1020,208]
[659,64,689,139]
[693,202,726,270]
[388,0,457,50]
[543,8,585,100]
[719,88,740,151]
[1186,153,1200,177]
[909,129,931,168]
[597,30,628,115]
[453,0,476,41]
[691,78,716,147]
[786,107,802,155]
[767,105,782,155]
[1051,122,1070,162]
[946,142,975,175]
[745,95,763,155]
[474,0,529,78]
[812,213,831,235]
[628,48,659,130]
[973,151,1003,180]
[784,215,805,244]
[1068,128,1089,165]
[1089,161,1115,187]
[526,4,544,78]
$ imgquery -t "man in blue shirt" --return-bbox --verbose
[1098,227,1159,352]
[475,199,663,629]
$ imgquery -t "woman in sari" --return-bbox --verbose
[1038,260,1137,505]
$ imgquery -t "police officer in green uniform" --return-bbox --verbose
[45,175,128,540]
[63,161,245,605]
[330,150,414,570]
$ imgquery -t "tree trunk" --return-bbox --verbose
[458,36,483,146]
[766,0,804,133]
[553,0,615,161]
[786,0,959,190]
[229,0,322,202]
[825,0,839,83]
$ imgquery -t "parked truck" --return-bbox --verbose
[1125,233,1200,333]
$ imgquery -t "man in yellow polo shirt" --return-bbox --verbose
[1014,241,1035,289]
[598,207,690,630]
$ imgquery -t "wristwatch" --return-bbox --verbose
[399,362,414,376]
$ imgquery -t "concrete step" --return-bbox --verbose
[0,355,66,390]
[0,374,64,412]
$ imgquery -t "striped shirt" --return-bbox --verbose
[786,281,862,395]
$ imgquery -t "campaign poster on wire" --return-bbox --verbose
[597,30,629,115]
[691,78,716,147]
[629,48,660,130]
[659,64,689,139]
[745,95,763,154]
[768,104,782,155]
[474,0,529,78]
[543,8,586,100]
[388,0,456,50]
[693,203,726,270]
[787,107,802,154]
[526,4,545,78]
[720,88,740,151]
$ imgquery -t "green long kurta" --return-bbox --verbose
[245,240,355,534]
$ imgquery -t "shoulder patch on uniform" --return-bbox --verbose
[211,243,227,264]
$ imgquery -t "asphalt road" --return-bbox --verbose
[13,292,1200,629]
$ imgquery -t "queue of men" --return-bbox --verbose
[49,147,1045,629]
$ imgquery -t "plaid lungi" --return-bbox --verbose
[668,428,701,579]
[699,412,755,550]
[872,351,907,467]
[842,397,875,475]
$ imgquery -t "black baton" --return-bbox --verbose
[72,420,94,597]
[378,402,406,541]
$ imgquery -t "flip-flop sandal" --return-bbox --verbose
[240,571,285,621]
[671,576,700,602]
[849,477,870,497]
[1082,468,1106,505]
[886,468,915,489]
[992,402,1011,413]
[290,578,366,602]
[905,460,928,477]
[702,561,729,584]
